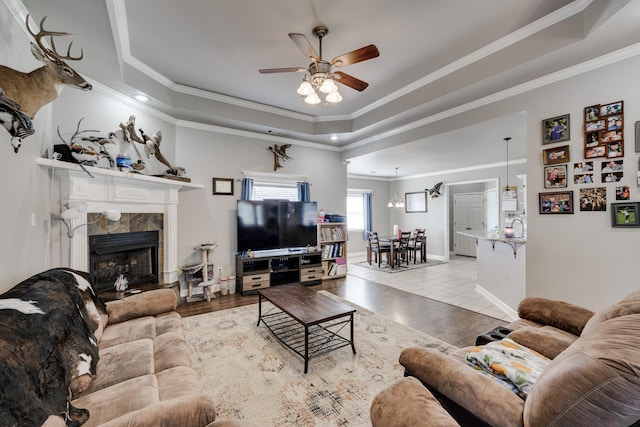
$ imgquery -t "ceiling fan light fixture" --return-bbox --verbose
[304,92,321,104]
[326,89,342,103]
[319,78,337,94]
[297,80,314,96]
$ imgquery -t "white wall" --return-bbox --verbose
[175,126,346,277]
[0,8,54,291]
[0,0,345,292]
[2,2,639,311]
[521,55,640,310]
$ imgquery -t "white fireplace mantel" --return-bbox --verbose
[38,158,204,283]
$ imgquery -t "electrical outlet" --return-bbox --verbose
[31,213,36,226]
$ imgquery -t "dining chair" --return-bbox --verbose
[368,232,391,267]
[394,231,412,267]
[408,229,426,263]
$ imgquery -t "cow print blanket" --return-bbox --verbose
[0,268,106,426]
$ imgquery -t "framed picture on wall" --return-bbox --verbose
[405,191,428,213]
[212,177,234,195]
[579,187,607,211]
[542,114,570,144]
[539,191,574,214]
[611,202,640,227]
[543,145,570,165]
[544,165,567,188]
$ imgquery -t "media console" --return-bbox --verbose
[235,249,323,295]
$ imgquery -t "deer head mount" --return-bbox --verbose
[0,15,92,152]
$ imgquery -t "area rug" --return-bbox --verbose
[353,259,445,273]
[183,292,455,426]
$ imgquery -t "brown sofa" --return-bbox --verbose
[0,268,258,427]
[370,290,640,427]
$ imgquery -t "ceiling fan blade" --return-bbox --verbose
[332,44,379,67]
[289,33,320,62]
[259,67,307,74]
[332,71,369,92]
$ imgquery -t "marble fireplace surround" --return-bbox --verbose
[38,158,203,284]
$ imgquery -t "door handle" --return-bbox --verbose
[466,227,471,230]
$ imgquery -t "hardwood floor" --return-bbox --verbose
[176,274,506,348]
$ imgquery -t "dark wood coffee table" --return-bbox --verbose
[257,283,356,373]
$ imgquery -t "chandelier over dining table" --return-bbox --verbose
[388,167,405,208]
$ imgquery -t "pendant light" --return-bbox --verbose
[388,167,405,208]
[502,137,517,199]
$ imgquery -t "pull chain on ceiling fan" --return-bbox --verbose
[259,26,379,104]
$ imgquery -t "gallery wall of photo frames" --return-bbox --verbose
[538,100,639,226]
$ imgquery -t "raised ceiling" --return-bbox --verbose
[17,0,640,177]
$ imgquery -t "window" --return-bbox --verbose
[347,189,372,231]
[252,181,299,201]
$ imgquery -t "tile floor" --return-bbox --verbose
[347,254,514,322]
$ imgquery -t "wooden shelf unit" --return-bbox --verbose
[235,250,323,295]
[318,222,348,280]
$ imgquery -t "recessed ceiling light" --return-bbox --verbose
[330,135,338,141]
[133,94,149,102]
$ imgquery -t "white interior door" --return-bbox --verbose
[485,188,499,231]
[454,193,485,257]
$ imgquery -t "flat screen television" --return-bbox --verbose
[237,200,318,252]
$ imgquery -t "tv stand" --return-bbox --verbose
[235,250,323,295]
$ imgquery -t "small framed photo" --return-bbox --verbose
[600,100,623,116]
[585,119,606,132]
[544,165,567,188]
[574,161,593,173]
[616,185,630,200]
[585,131,600,147]
[539,191,574,214]
[543,145,570,165]
[607,141,623,158]
[405,191,428,213]
[585,145,606,158]
[601,172,623,183]
[600,129,622,143]
[611,202,640,227]
[584,105,600,122]
[579,187,607,211]
[606,115,623,131]
[212,177,234,195]
[542,114,570,144]
[601,160,623,172]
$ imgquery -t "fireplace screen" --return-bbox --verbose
[89,231,159,291]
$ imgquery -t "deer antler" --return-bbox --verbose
[26,15,83,61]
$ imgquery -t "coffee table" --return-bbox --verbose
[257,283,356,373]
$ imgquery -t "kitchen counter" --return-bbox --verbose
[457,230,526,318]
[457,231,526,258]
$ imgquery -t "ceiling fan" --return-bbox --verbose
[259,26,379,103]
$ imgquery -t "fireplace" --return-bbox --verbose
[41,157,203,288]
[89,231,159,292]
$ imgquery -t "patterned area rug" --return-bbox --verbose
[353,259,445,273]
[183,292,455,426]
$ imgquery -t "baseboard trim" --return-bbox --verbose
[475,284,518,320]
